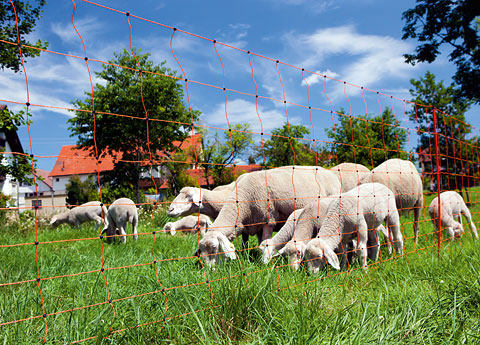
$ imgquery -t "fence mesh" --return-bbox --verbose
[1,0,479,343]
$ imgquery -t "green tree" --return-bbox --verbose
[326,108,408,169]
[65,175,98,207]
[190,124,254,189]
[408,71,472,192]
[259,122,328,168]
[1,0,48,73]
[0,106,34,184]
[68,48,199,202]
[402,0,480,103]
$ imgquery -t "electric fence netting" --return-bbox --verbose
[0,0,479,343]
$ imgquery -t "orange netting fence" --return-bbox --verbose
[1,0,479,343]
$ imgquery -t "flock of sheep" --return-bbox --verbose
[49,158,479,274]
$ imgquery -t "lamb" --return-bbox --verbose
[164,215,212,236]
[303,182,404,273]
[197,166,342,266]
[167,182,236,220]
[428,191,478,241]
[50,201,108,230]
[101,198,138,243]
[330,163,371,193]
[359,158,424,243]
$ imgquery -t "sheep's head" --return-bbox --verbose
[197,231,236,267]
[274,242,307,270]
[452,221,464,237]
[258,239,276,264]
[163,222,176,236]
[305,238,340,274]
[49,216,59,228]
[168,187,201,217]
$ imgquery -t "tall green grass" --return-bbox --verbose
[1,194,479,344]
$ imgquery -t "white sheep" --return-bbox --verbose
[197,166,342,267]
[428,191,478,241]
[330,162,371,193]
[359,158,424,244]
[167,182,235,220]
[102,198,138,243]
[164,215,212,236]
[267,196,392,269]
[304,182,404,273]
[50,201,108,230]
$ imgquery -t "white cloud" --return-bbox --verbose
[301,69,340,86]
[202,98,301,133]
[51,17,104,45]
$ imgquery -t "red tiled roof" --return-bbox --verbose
[35,169,53,189]
[49,135,201,177]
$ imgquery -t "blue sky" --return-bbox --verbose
[2,0,479,171]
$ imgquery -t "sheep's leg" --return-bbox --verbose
[413,203,422,244]
[241,233,249,248]
[132,218,138,241]
[367,228,380,262]
[356,219,369,269]
[377,224,392,255]
[461,207,478,239]
[118,223,127,243]
[387,211,403,255]
[446,226,455,241]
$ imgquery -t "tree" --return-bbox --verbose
[408,71,472,194]
[0,0,48,73]
[65,175,98,206]
[402,0,480,103]
[68,48,199,202]
[326,108,408,169]
[257,122,327,168]
[189,124,254,189]
[0,106,34,184]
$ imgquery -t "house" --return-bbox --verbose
[49,135,202,204]
[0,104,25,209]
[18,169,59,215]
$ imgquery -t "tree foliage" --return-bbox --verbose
[68,48,199,199]
[0,0,48,73]
[402,0,480,103]
[408,71,472,191]
[326,108,408,169]
[65,175,97,207]
[259,122,331,168]
[0,107,34,184]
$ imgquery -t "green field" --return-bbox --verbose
[1,192,480,344]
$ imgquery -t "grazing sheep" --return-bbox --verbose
[50,201,108,230]
[359,158,423,243]
[330,163,371,193]
[304,183,403,273]
[197,166,342,267]
[167,183,235,219]
[164,215,212,236]
[102,198,138,243]
[428,191,478,241]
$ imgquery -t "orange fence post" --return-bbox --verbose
[432,107,442,256]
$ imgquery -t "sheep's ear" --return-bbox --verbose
[170,228,176,236]
[50,217,57,225]
[189,189,201,205]
[272,246,286,258]
[101,228,107,235]
[324,246,340,270]
[218,233,236,260]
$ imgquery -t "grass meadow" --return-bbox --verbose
[1,191,480,344]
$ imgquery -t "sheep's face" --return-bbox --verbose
[163,222,176,236]
[258,239,275,264]
[305,240,325,274]
[283,242,306,271]
[452,221,464,237]
[198,232,236,267]
[50,217,59,228]
[168,187,201,217]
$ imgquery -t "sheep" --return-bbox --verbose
[359,158,424,244]
[167,183,235,220]
[267,196,392,269]
[330,163,371,193]
[164,215,212,236]
[101,198,138,243]
[197,166,342,267]
[428,191,478,241]
[303,182,404,273]
[50,201,108,230]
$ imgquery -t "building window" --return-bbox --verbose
[31,200,42,208]
[56,178,60,182]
